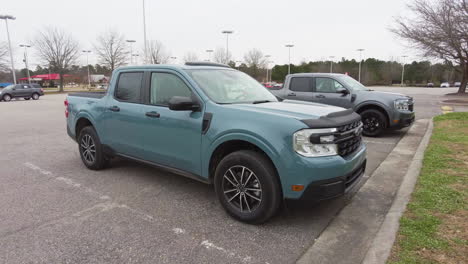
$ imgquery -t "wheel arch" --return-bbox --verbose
[355,102,391,126]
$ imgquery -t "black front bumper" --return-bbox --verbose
[297,160,366,201]
[393,113,415,129]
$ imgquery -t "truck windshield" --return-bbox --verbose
[336,75,371,91]
[186,69,278,104]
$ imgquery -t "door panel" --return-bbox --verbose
[286,77,319,103]
[138,71,203,175]
[313,77,353,108]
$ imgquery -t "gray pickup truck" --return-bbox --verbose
[271,73,415,136]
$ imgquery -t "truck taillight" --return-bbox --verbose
[64,99,69,118]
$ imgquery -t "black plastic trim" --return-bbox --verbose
[202,112,213,134]
[185,62,231,68]
[301,110,361,128]
[116,153,211,184]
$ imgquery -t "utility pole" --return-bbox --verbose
[357,48,365,82]
[285,44,294,75]
[206,49,214,62]
[82,50,92,88]
[0,15,17,84]
[265,55,271,83]
[20,44,31,84]
[329,56,335,73]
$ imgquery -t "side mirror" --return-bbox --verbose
[168,96,200,111]
[336,87,349,95]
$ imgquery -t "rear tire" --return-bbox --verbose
[2,94,11,102]
[360,109,387,137]
[32,93,40,100]
[214,150,282,224]
[78,126,109,170]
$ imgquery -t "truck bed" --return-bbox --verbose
[68,91,107,99]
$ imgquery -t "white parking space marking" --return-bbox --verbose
[363,140,396,145]
[201,240,254,263]
[172,227,186,234]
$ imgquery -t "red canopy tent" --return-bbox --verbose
[19,74,72,81]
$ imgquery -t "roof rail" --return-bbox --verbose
[185,61,231,68]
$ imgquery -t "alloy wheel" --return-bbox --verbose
[80,134,96,163]
[222,165,262,213]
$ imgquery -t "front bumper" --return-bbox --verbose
[298,159,366,201]
[391,111,415,129]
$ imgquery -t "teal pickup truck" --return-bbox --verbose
[65,62,366,223]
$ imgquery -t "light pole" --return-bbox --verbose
[221,30,233,63]
[206,49,214,62]
[401,55,408,86]
[132,54,140,65]
[170,56,177,63]
[285,44,294,75]
[268,61,274,83]
[126,40,136,64]
[357,48,364,82]
[82,50,91,88]
[0,15,17,84]
[142,0,148,64]
[19,44,31,84]
[265,55,271,82]
[329,56,335,73]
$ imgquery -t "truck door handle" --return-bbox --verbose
[145,111,160,118]
[108,106,120,112]
[315,95,325,98]
[287,93,296,96]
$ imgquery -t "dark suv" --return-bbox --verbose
[0,84,44,102]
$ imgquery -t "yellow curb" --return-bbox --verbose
[441,106,453,111]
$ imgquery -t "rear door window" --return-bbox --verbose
[115,72,143,103]
[289,77,313,92]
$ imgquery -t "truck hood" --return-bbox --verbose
[357,90,411,100]
[224,100,346,120]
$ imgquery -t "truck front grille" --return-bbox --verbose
[335,120,363,157]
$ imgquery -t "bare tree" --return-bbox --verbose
[34,27,80,91]
[213,48,232,64]
[392,0,468,93]
[148,40,170,64]
[0,42,8,71]
[183,51,199,62]
[244,48,266,80]
[94,30,128,72]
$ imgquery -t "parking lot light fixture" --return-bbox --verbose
[170,56,177,63]
[221,30,234,63]
[132,54,140,65]
[285,44,294,75]
[126,40,136,64]
[1,15,17,84]
[205,49,214,62]
[82,50,92,88]
[401,55,408,86]
[357,48,365,82]
[19,44,32,84]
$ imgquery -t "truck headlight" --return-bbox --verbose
[293,129,338,157]
[394,99,410,111]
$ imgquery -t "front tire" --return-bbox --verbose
[2,94,11,102]
[78,126,109,170]
[361,109,387,137]
[214,150,282,224]
[24,97,30,100]
[32,93,40,100]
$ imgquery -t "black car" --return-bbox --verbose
[0,84,45,102]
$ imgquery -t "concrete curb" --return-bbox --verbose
[362,118,434,264]
[296,119,430,264]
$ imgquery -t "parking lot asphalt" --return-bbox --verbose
[0,87,457,264]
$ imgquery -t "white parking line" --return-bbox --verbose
[201,240,253,263]
[363,140,396,145]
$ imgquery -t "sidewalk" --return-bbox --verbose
[297,119,430,264]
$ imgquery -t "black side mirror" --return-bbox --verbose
[336,87,349,95]
[168,96,200,111]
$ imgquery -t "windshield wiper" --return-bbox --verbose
[252,100,272,104]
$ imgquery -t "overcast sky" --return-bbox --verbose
[2,0,418,69]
